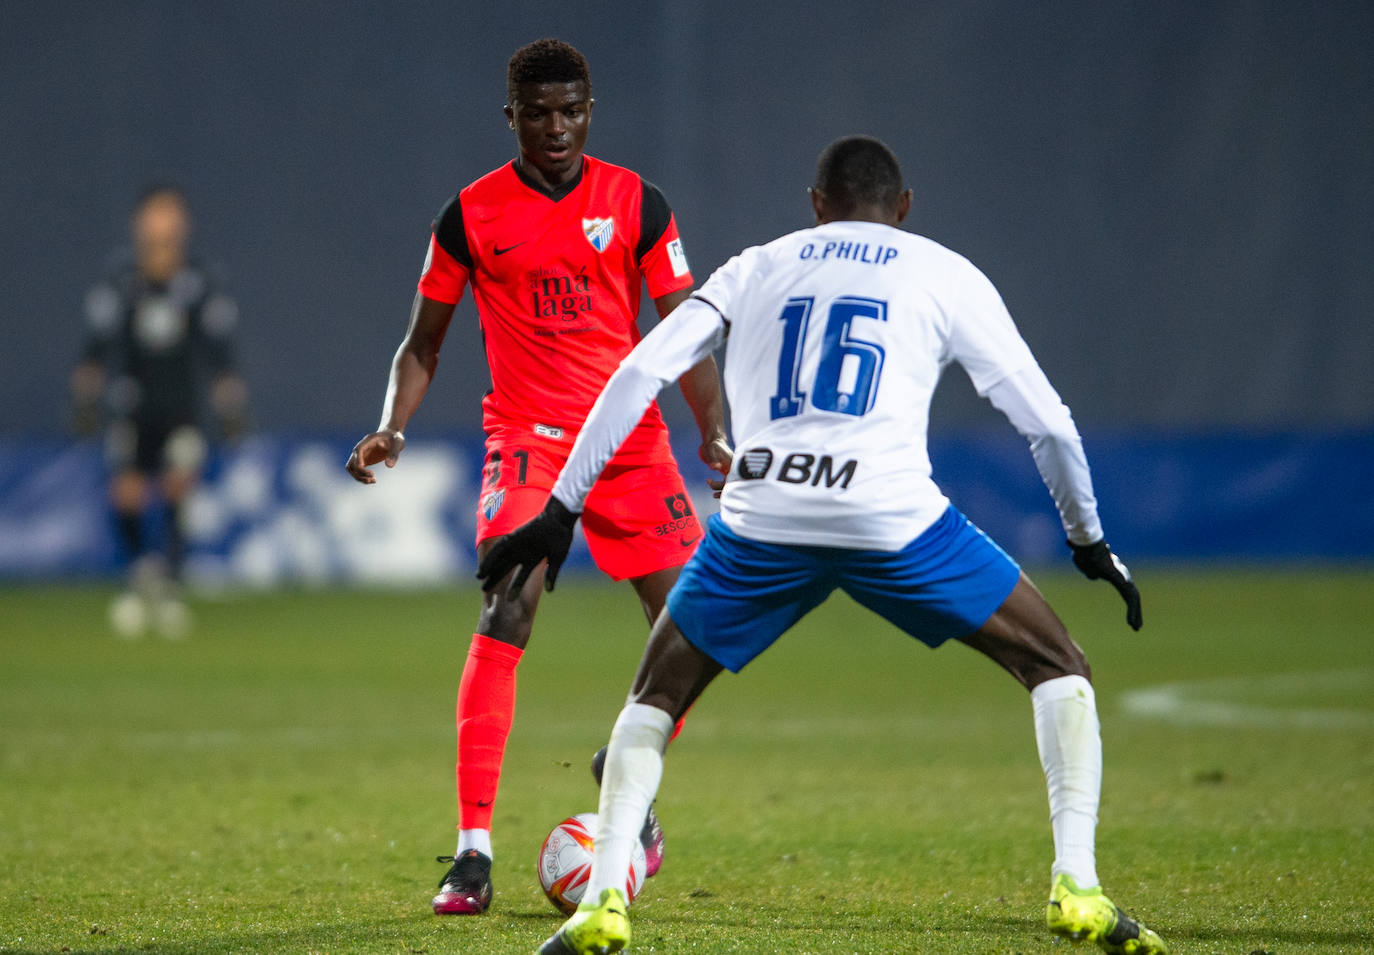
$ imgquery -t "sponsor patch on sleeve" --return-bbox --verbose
[667,238,690,277]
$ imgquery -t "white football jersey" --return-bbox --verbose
[698,220,1038,550]
[552,218,1101,553]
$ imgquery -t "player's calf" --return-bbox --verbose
[591,745,666,877]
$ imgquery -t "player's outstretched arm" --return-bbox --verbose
[1069,539,1143,630]
[476,497,579,596]
[982,367,1140,629]
[553,297,727,510]
[345,429,406,484]
[345,293,454,484]
[211,373,250,440]
[478,298,727,594]
[69,360,106,436]
[653,289,733,491]
[682,356,732,493]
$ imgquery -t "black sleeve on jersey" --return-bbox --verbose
[636,179,673,262]
[432,194,473,270]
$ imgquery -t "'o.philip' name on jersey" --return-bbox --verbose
[697,220,1038,551]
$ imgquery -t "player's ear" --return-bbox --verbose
[503,103,515,128]
[895,189,913,224]
[808,187,827,224]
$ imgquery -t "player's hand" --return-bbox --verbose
[1068,539,1142,631]
[211,375,250,443]
[345,429,405,484]
[70,363,104,436]
[477,496,580,596]
[699,435,734,498]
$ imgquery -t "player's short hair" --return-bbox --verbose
[507,38,591,104]
[813,136,904,216]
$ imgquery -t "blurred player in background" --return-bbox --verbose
[72,185,248,639]
[345,39,729,915]
[480,136,1168,955]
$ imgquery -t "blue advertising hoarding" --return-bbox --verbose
[2,429,1369,584]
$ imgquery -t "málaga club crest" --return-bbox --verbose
[582,217,614,252]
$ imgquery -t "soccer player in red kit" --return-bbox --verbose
[346,39,730,915]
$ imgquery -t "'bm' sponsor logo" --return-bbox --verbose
[738,448,773,479]
[738,447,856,489]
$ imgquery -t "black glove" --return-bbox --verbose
[476,496,579,595]
[1068,539,1142,631]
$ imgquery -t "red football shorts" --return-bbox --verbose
[475,428,702,581]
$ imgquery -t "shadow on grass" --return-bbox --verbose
[7,911,1372,954]
[0,911,560,955]
[1161,921,1374,949]
[632,909,1374,952]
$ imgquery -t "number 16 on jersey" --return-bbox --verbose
[772,295,888,420]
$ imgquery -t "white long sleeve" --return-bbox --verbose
[983,366,1103,545]
[552,298,727,512]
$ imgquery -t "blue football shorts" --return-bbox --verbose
[665,505,1022,673]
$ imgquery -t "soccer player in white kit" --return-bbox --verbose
[480,136,1167,955]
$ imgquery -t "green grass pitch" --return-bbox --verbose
[2,569,1372,954]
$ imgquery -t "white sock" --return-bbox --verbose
[457,828,492,859]
[1031,674,1101,889]
[585,703,674,900]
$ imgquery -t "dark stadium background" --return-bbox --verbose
[2,0,1370,575]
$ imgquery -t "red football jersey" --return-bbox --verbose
[418,155,694,461]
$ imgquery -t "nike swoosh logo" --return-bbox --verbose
[492,242,525,255]
[680,536,701,547]
[476,799,493,807]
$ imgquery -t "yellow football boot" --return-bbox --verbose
[1047,873,1168,954]
[537,887,630,955]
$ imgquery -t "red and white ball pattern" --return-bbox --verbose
[537,812,646,915]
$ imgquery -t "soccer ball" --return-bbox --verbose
[537,812,646,915]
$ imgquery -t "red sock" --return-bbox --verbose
[455,633,523,831]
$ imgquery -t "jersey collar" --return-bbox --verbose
[512,156,587,202]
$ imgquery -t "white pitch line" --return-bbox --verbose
[1120,669,1374,730]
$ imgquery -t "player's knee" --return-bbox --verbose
[1055,641,1091,681]
[626,680,695,722]
[627,620,721,720]
[476,593,537,649]
[1032,631,1091,686]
